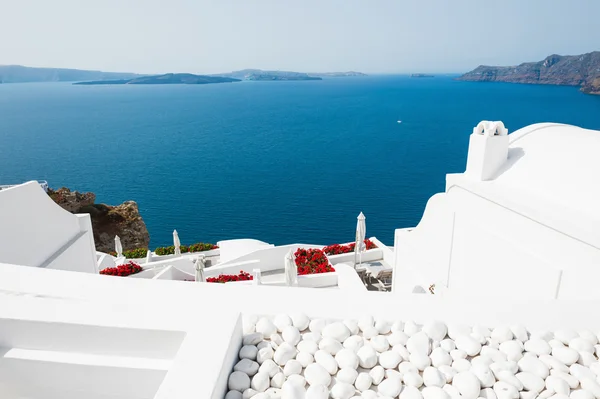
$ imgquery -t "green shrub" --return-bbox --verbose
[123,247,149,259]
[154,242,217,255]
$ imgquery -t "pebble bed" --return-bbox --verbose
[225,314,600,399]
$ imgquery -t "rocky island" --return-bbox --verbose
[74,73,240,85]
[48,187,149,253]
[0,65,141,83]
[308,71,367,77]
[411,73,434,78]
[214,69,322,81]
[457,51,600,95]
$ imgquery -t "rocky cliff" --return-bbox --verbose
[457,51,600,95]
[48,187,150,253]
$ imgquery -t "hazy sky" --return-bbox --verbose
[1,0,598,74]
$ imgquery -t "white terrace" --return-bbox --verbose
[0,121,599,399]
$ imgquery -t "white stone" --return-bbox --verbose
[495,370,524,390]
[225,391,243,399]
[235,359,260,376]
[375,318,392,334]
[244,333,264,346]
[579,378,600,399]
[362,326,379,339]
[251,371,270,392]
[355,372,373,392]
[322,322,352,343]
[343,335,365,353]
[298,340,318,355]
[281,380,306,399]
[357,345,378,369]
[440,339,456,352]
[499,340,523,361]
[319,337,343,355]
[424,366,446,387]
[401,386,424,399]
[511,326,529,343]
[570,338,594,353]
[443,383,462,399]
[472,333,487,345]
[296,352,314,368]
[399,361,419,374]
[570,364,596,381]
[520,392,538,399]
[516,371,545,393]
[487,339,500,349]
[240,345,259,360]
[282,326,301,346]
[257,341,270,351]
[550,370,580,389]
[431,347,453,367]
[259,359,280,378]
[272,372,286,388]
[538,390,555,399]
[578,331,598,345]
[453,358,472,372]
[493,381,519,399]
[530,331,553,342]
[472,355,494,369]
[358,315,374,332]
[590,363,600,377]
[244,315,259,332]
[404,371,424,387]
[451,349,468,360]
[371,335,390,353]
[453,371,481,399]
[291,313,310,331]
[304,363,331,387]
[540,355,570,373]
[553,347,580,366]
[480,387,498,399]
[518,355,549,378]
[257,346,275,364]
[422,386,451,399]
[306,384,329,399]
[343,319,359,335]
[286,374,306,387]
[314,350,337,375]
[405,321,421,337]
[386,369,404,379]
[550,340,566,349]
[266,387,282,398]
[274,314,293,332]
[571,390,595,399]
[492,327,514,344]
[424,321,448,341]
[309,319,327,333]
[407,332,432,355]
[472,364,496,388]
[284,360,303,377]
[362,390,379,399]
[303,332,322,343]
[274,342,297,366]
[379,377,404,397]
[256,318,278,337]
[272,333,285,346]
[369,365,385,385]
[525,339,552,356]
[448,325,472,340]
[391,320,405,332]
[438,365,457,383]
[389,331,410,347]
[546,375,571,395]
[331,382,355,399]
[379,350,402,369]
[456,335,482,356]
[555,331,578,345]
[395,345,411,361]
[490,360,518,375]
[577,352,596,367]
[229,371,252,392]
[242,389,259,399]
[335,348,359,369]
[411,352,432,370]
[337,367,358,384]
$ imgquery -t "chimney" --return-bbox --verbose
[465,121,509,181]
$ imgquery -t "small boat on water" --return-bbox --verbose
[397,120,402,124]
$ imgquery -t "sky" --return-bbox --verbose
[1,0,599,75]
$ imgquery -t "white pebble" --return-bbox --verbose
[570,338,594,353]
[452,358,472,372]
[259,359,280,378]
[291,313,310,331]
[422,386,451,399]
[579,378,600,399]
[251,372,270,392]
[271,372,286,388]
[495,370,524,390]
[570,364,596,381]
[257,341,270,351]
[395,344,411,361]
[273,314,293,332]
[375,318,392,334]
[229,371,251,392]
[440,339,456,352]
[322,322,351,342]
[472,364,496,388]
[438,365,457,383]
[499,340,523,361]
[266,388,282,398]
[239,345,258,360]
[578,352,596,367]
[511,326,529,343]
[492,327,513,344]
[386,369,403,379]
[448,325,472,340]
[571,390,595,399]
[490,360,519,375]
[271,333,284,346]
[516,371,545,393]
[518,355,549,378]
[371,335,390,352]
[550,340,566,349]
[481,347,507,363]
[540,355,570,373]
[330,382,355,399]
[411,352,432,370]
[424,321,448,341]
[283,360,303,377]
[296,351,314,368]
[358,315,374,332]
[431,347,453,367]
[379,350,402,369]
[286,373,306,387]
[319,337,343,355]
[337,367,358,384]
[314,350,338,375]
[298,340,318,355]
[389,331,410,347]
[550,370,579,389]
[399,361,419,374]
[493,381,519,399]
[234,359,260,376]
[303,332,322,343]
[472,355,494,369]
[379,377,404,397]
[552,347,580,366]
[335,348,359,369]
[282,326,301,346]
[343,319,359,335]
[407,332,432,355]
[401,386,424,399]
[451,349,468,360]
[257,346,275,364]
[243,333,264,346]
[369,365,385,385]
[309,319,327,333]
[456,335,482,356]
[579,331,598,345]
[256,318,277,337]
[404,371,424,388]
[306,384,329,399]
[362,390,379,399]
[424,366,446,387]
[304,363,331,386]
[525,339,552,356]
[355,372,373,391]
[443,383,462,399]
[357,345,378,369]
[555,331,578,345]
[546,375,571,395]
[343,335,365,353]
[242,389,258,399]
[362,326,379,339]
[453,371,481,399]
[404,320,421,337]
[282,380,306,399]
[225,391,243,399]
[480,387,498,399]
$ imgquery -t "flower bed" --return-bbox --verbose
[294,248,335,276]
[322,239,377,256]
[206,271,253,283]
[154,242,218,256]
[100,261,143,277]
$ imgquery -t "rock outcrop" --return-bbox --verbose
[457,51,600,95]
[48,187,150,253]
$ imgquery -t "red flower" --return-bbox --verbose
[100,261,143,277]
[206,271,253,283]
[322,239,377,256]
[294,248,335,275]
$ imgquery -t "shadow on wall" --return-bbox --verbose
[492,147,525,179]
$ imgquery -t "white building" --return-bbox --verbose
[393,122,600,300]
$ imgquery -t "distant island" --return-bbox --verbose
[74,73,240,85]
[0,65,141,83]
[214,69,322,81]
[457,51,600,95]
[411,73,434,78]
[308,71,367,77]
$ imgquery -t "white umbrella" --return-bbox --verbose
[114,235,123,258]
[252,268,262,285]
[194,256,205,282]
[173,230,181,256]
[354,212,366,269]
[285,249,298,287]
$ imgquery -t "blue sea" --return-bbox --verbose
[1,76,600,247]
